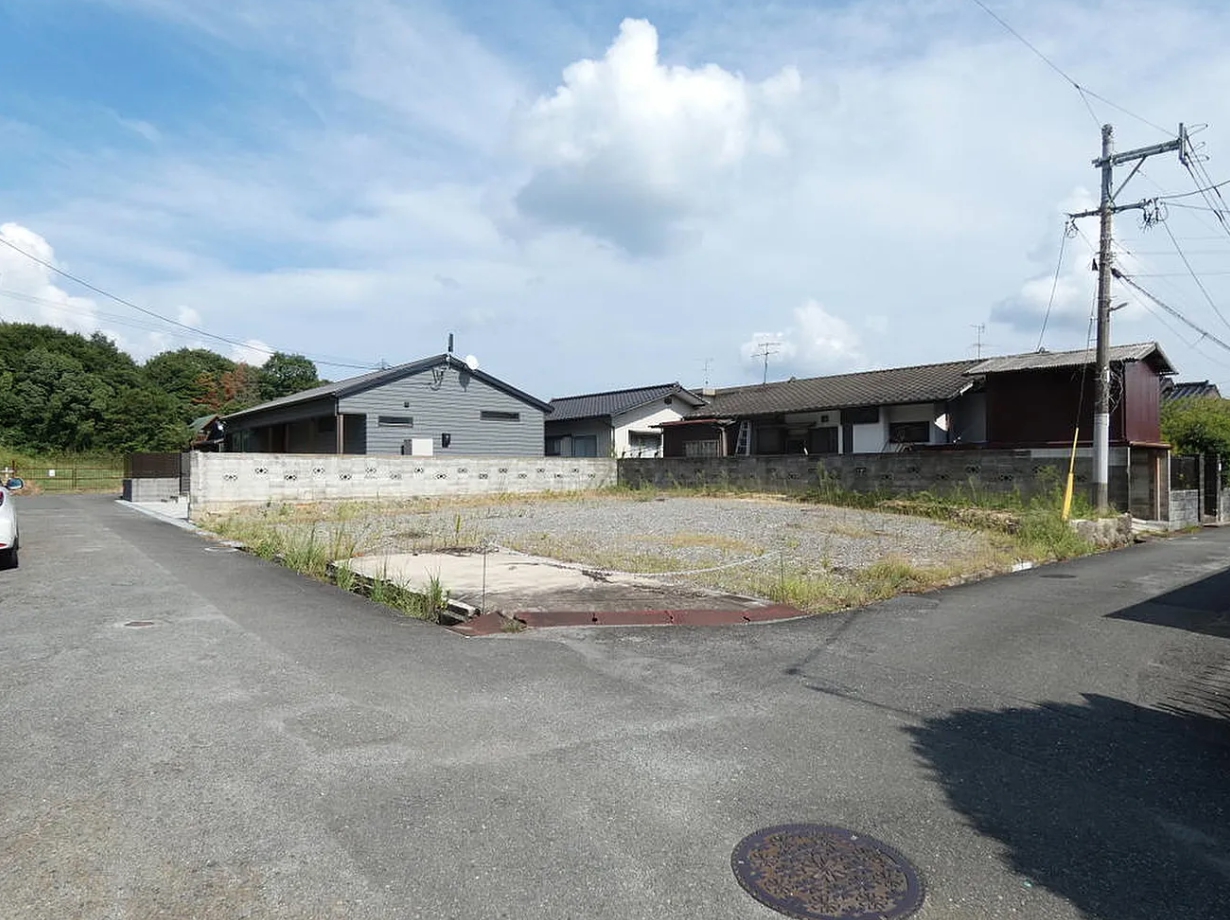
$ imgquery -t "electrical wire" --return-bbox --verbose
[0,235,379,371]
[1114,271,1230,356]
[966,0,1170,136]
[1037,224,1071,350]
[1160,220,1230,331]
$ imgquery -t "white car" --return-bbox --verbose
[0,476,23,569]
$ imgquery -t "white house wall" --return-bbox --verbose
[612,403,689,457]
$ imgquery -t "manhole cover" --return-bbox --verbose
[731,824,924,920]
[123,620,157,628]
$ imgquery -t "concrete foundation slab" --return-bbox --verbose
[344,549,770,616]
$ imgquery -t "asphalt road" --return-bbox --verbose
[2,494,1229,920]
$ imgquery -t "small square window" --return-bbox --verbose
[378,415,414,427]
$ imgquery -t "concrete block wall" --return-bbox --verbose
[122,478,181,502]
[618,452,1107,503]
[1169,490,1200,529]
[1221,490,1230,523]
[189,453,616,510]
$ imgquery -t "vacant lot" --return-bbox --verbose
[201,491,1089,613]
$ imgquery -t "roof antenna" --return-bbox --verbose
[447,333,454,356]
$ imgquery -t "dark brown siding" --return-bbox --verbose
[985,367,1126,444]
[1123,360,1163,442]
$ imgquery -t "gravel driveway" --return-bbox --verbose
[342,494,1008,607]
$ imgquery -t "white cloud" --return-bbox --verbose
[513,18,801,254]
[741,300,862,380]
[0,222,104,336]
[231,339,273,367]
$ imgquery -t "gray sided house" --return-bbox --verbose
[546,383,706,458]
[223,354,551,457]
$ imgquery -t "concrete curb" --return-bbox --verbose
[114,500,202,534]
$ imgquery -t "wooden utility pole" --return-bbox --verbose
[1093,124,1115,515]
[1070,123,1186,512]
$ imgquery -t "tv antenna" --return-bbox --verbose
[753,340,780,385]
[701,357,714,387]
[970,324,991,359]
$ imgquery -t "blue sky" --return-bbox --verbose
[3,0,1230,396]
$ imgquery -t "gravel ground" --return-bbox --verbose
[346,494,1005,600]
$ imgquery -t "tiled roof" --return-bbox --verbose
[1162,380,1222,402]
[690,360,980,418]
[966,342,1173,375]
[549,383,704,422]
[225,354,551,421]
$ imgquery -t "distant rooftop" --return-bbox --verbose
[548,383,704,422]
[688,360,979,418]
[1162,379,1222,402]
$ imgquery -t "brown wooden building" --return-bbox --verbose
[967,343,1174,447]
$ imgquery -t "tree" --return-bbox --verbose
[258,352,323,401]
[142,348,238,411]
[1161,397,1230,481]
[0,348,113,451]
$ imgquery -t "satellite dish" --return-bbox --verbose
[464,354,480,371]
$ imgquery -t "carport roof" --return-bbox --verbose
[224,353,552,422]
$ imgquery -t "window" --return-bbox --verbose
[378,415,413,427]
[627,432,661,457]
[481,410,520,421]
[684,439,720,458]
[889,420,931,444]
[572,435,598,457]
[545,436,563,456]
[809,427,839,454]
[844,406,880,425]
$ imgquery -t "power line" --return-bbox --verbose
[966,0,1170,135]
[1036,223,1072,350]
[1159,219,1230,331]
[0,235,378,371]
[1114,270,1230,355]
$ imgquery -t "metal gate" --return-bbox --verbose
[1203,454,1221,519]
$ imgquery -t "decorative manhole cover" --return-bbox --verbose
[731,824,924,920]
[123,620,157,628]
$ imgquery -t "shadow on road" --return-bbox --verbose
[1106,564,1230,638]
[906,693,1230,919]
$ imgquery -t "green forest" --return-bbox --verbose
[0,322,325,455]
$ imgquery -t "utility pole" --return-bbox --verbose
[1069,122,1186,512]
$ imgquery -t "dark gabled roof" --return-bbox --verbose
[224,354,551,422]
[1162,379,1222,402]
[548,383,705,422]
[690,360,979,419]
[966,342,1175,375]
